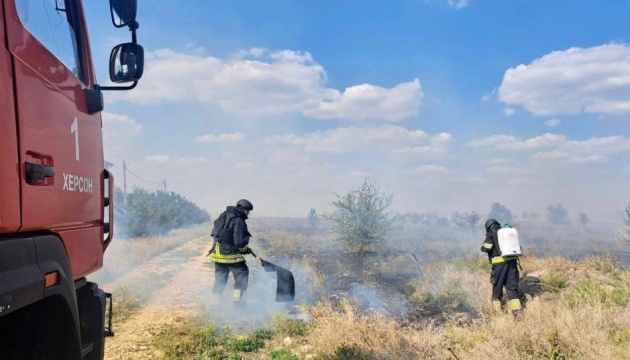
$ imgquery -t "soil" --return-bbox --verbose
[102,236,213,360]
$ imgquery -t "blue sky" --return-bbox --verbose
[83,0,629,219]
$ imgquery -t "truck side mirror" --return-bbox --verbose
[109,43,144,83]
[110,0,137,28]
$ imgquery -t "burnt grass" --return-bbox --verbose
[255,233,479,329]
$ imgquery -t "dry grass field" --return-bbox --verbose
[94,220,630,359]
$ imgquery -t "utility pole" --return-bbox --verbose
[122,161,127,205]
[162,179,167,191]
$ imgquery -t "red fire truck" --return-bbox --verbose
[0,0,143,358]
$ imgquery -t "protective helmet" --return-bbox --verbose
[485,218,500,232]
[236,199,254,211]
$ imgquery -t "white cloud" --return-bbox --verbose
[564,136,630,155]
[114,49,422,121]
[484,158,511,166]
[264,126,452,158]
[467,133,567,151]
[102,112,143,164]
[499,44,630,116]
[195,132,245,143]
[470,132,630,163]
[304,80,423,121]
[503,108,516,117]
[267,148,311,164]
[545,118,561,127]
[448,0,469,9]
[102,112,142,137]
[531,151,603,163]
[146,155,170,162]
[185,41,206,55]
[414,165,448,173]
[424,0,469,10]
[486,166,531,175]
[482,89,496,101]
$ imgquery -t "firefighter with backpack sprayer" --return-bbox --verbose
[481,219,523,315]
[208,199,254,306]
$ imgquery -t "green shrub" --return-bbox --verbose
[323,178,400,254]
[270,348,300,360]
[225,337,265,352]
[269,313,312,336]
[322,343,375,360]
[563,280,606,307]
[611,288,629,306]
[540,273,568,293]
[117,186,210,237]
[155,322,270,359]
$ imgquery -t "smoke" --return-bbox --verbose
[88,207,630,342]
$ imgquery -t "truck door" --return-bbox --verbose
[4,0,105,278]
[0,0,21,233]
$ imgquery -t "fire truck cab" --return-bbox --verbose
[0,0,143,358]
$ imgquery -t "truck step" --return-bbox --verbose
[81,342,94,357]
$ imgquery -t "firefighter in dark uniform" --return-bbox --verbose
[209,199,254,305]
[481,218,522,314]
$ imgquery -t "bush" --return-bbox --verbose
[324,178,400,254]
[116,186,210,237]
[488,202,514,223]
[270,348,300,360]
[563,280,606,307]
[546,203,570,225]
[450,211,481,230]
[269,313,312,336]
[322,343,375,360]
[540,273,568,293]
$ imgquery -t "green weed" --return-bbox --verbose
[270,347,300,360]
[611,288,629,306]
[154,321,272,359]
[269,313,313,336]
[322,343,375,360]
[563,280,606,307]
[540,273,568,293]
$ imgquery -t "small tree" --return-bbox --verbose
[577,212,589,228]
[306,208,321,235]
[451,211,481,230]
[488,202,513,223]
[577,212,589,240]
[546,203,570,225]
[623,202,630,244]
[324,178,399,254]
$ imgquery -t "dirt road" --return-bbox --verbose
[102,235,214,359]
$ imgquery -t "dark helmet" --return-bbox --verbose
[485,218,500,232]
[236,199,254,211]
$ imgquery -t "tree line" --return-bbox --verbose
[114,187,210,238]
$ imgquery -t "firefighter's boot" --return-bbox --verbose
[508,298,523,317]
[232,289,247,307]
[492,300,503,313]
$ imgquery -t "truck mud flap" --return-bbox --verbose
[105,292,114,337]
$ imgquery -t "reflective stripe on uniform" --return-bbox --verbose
[482,243,493,250]
[210,243,245,263]
[491,256,517,264]
[493,300,502,311]
[508,298,522,310]
[238,245,249,252]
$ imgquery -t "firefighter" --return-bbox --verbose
[209,199,254,305]
[481,218,522,314]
